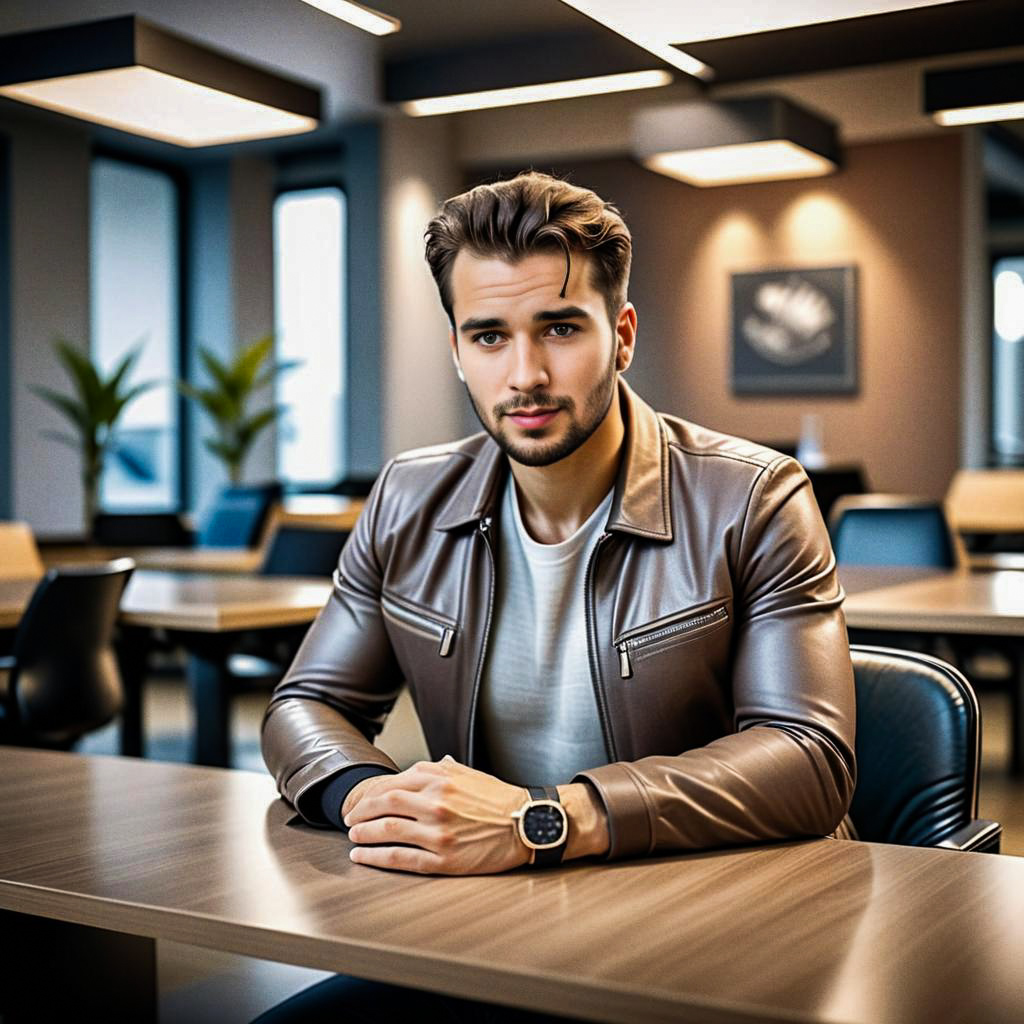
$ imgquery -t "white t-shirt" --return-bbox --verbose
[478,474,612,787]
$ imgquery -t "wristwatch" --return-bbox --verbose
[511,785,568,867]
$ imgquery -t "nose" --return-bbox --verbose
[506,337,550,394]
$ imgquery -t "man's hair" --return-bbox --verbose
[424,171,632,328]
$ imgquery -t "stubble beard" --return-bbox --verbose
[465,347,619,468]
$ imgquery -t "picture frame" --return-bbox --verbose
[731,265,858,395]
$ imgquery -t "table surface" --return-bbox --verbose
[840,567,1024,636]
[1,749,1023,1024]
[0,570,332,632]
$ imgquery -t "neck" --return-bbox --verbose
[509,387,624,545]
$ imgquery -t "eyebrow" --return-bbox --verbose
[458,307,591,333]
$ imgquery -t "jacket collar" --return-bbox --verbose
[435,377,672,541]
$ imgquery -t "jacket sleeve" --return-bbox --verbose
[576,457,857,859]
[260,463,404,825]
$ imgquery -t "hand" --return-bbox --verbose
[343,756,532,875]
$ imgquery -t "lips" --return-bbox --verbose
[506,408,560,429]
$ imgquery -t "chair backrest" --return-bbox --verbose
[259,526,350,577]
[804,465,868,523]
[7,559,135,745]
[829,494,956,567]
[0,522,44,580]
[197,483,282,549]
[93,512,193,547]
[849,645,979,846]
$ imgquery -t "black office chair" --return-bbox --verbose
[0,559,135,749]
[227,526,350,687]
[805,465,868,523]
[93,512,194,547]
[259,525,350,577]
[848,645,1000,852]
[196,482,282,549]
[830,494,957,568]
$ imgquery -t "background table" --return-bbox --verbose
[0,571,331,765]
[841,567,1024,773]
[2,749,1024,1023]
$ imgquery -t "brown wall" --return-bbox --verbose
[541,135,963,500]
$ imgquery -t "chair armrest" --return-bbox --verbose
[937,819,1002,854]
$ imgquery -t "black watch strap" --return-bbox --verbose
[528,785,567,867]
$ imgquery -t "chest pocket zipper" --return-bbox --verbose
[381,594,456,657]
[615,605,729,679]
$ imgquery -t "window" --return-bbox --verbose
[90,156,180,510]
[273,186,346,487]
[993,256,1024,465]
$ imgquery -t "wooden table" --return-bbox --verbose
[2,749,1023,1024]
[841,567,1024,773]
[0,571,331,765]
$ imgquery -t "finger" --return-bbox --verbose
[349,845,444,875]
[348,816,440,850]
[344,787,429,827]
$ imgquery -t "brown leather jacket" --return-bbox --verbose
[261,380,856,859]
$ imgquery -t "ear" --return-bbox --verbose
[614,303,638,373]
[449,328,466,382]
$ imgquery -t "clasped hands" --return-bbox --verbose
[341,755,609,875]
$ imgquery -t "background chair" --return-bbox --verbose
[829,494,957,567]
[0,559,134,749]
[92,512,194,547]
[848,644,1000,852]
[196,482,282,549]
[227,526,350,686]
[0,521,44,580]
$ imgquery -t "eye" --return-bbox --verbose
[473,331,504,348]
[547,323,579,338]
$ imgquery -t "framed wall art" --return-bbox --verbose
[731,265,858,395]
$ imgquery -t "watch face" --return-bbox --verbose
[522,803,566,848]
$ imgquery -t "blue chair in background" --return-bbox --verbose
[259,525,350,577]
[196,483,282,549]
[829,494,957,567]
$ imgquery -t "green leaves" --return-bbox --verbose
[179,334,295,484]
[31,336,157,529]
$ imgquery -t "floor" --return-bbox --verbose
[77,674,1024,1023]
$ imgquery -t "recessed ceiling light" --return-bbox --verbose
[297,0,400,37]
[0,15,320,148]
[402,69,673,117]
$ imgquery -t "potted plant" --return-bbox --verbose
[32,338,155,535]
[179,334,294,485]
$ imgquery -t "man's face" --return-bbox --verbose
[448,249,635,467]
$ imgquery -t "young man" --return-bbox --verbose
[262,172,856,878]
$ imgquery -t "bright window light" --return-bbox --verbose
[995,270,1024,344]
[273,188,346,487]
[402,69,673,117]
[91,157,179,511]
[0,67,318,148]
[298,0,401,35]
[642,140,836,187]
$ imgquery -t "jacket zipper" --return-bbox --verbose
[616,605,729,679]
[380,594,456,657]
[466,516,495,767]
[584,532,616,762]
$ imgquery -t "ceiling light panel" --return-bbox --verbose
[0,15,321,148]
[297,0,401,36]
[925,60,1024,126]
[633,96,841,187]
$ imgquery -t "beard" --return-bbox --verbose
[465,347,618,467]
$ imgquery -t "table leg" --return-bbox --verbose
[186,641,233,768]
[116,624,152,757]
[0,910,157,1021]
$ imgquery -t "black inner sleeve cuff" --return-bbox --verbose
[319,765,395,832]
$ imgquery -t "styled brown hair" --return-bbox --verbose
[424,171,632,327]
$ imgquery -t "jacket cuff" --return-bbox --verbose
[574,763,655,860]
[289,749,399,826]
[319,766,395,831]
